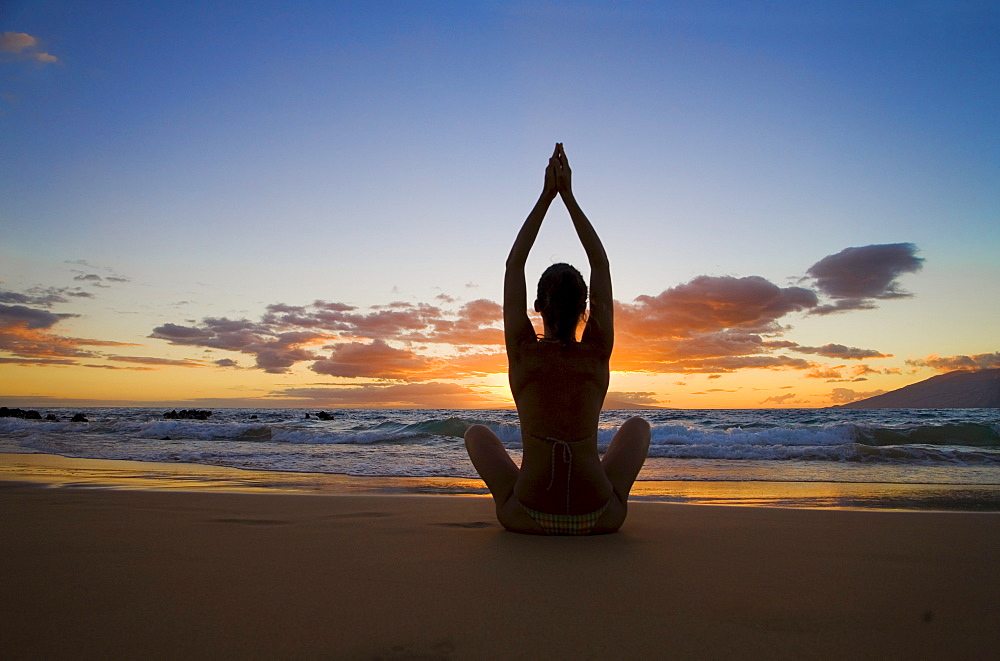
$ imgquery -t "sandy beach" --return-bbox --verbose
[2,458,998,659]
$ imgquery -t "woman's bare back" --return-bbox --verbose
[509,339,613,514]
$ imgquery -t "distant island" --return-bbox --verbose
[836,369,1000,409]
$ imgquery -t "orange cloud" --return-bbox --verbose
[408,299,504,345]
[309,342,507,382]
[0,32,36,53]
[0,319,136,361]
[442,350,508,378]
[617,276,816,338]
[609,275,818,375]
[0,356,77,366]
[83,363,156,371]
[151,276,825,380]
[0,32,57,64]
[0,291,140,368]
[793,344,890,360]
[906,352,1000,372]
[310,340,444,379]
[613,350,811,374]
[805,366,844,380]
[107,355,208,368]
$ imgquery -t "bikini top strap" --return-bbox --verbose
[529,432,596,445]
[528,432,596,514]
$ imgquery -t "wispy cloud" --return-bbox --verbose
[759,392,804,405]
[829,387,887,404]
[792,343,891,360]
[0,356,77,366]
[277,382,495,408]
[106,355,208,368]
[0,32,58,64]
[0,286,94,307]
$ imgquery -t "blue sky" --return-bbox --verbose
[2,1,998,407]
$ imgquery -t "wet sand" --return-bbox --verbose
[3,452,997,510]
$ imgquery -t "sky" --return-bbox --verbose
[1,1,998,409]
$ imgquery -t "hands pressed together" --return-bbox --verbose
[544,143,572,198]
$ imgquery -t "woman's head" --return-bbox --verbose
[535,263,587,343]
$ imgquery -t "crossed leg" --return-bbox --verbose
[464,418,651,534]
[601,416,651,504]
[464,424,518,505]
[463,424,542,533]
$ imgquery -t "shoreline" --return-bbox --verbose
[3,452,1000,511]
[2,483,998,658]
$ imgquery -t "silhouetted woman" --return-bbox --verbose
[465,144,650,534]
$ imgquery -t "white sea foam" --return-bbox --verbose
[1,407,997,484]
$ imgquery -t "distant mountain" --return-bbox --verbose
[837,369,1000,409]
[601,396,670,410]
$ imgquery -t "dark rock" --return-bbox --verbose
[44,414,58,421]
[316,411,334,420]
[1,407,42,419]
[70,413,88,423]
[163,409,212,420]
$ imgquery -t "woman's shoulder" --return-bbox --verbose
[515,339,608,369]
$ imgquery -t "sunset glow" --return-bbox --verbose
[2,3,998,408]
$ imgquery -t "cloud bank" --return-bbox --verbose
[907,352,1000,372]
[144,244,924,385]
[4,242,968,407]
[151,298,507,379]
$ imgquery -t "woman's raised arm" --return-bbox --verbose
[504,147,558,351]
[553,145,613,352]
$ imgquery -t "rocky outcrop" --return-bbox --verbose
[837,369,1000,409]
[0,407,42,420]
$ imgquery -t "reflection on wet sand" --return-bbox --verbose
[3,453,999,510]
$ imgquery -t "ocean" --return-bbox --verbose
[2,407,998,510]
